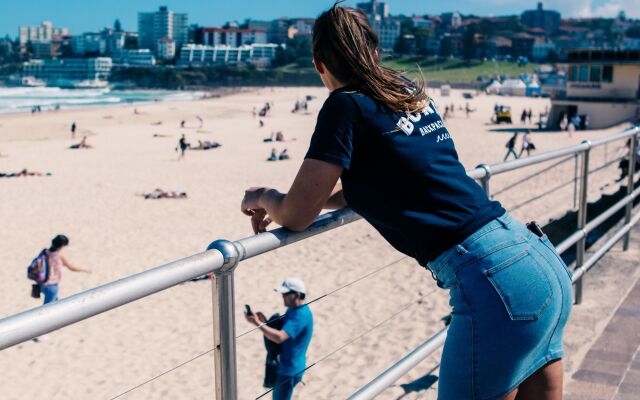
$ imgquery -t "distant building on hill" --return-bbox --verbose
[290,18,315,37]
[157,37,176,60]
[18,21,70,58]
[22,57,112,87]
[372,18,401,52]
[357,0,388,21]
[71,29,137,56]
[19,21,69,48]
[521,2,561,35]
[138,6,188,56]
[548,49,640,129]
[178,43,279,67]
[440,12,462,30]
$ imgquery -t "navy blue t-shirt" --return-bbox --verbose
[305,85,505,265]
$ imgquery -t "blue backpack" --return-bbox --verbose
[27,249,49,283]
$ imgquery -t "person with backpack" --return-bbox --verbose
[240,4,572,400]
[31,235,91,305]
[504,132,519,161]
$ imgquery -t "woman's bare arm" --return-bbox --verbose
[242,159,343,232]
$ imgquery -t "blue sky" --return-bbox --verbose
[0,0,637,38]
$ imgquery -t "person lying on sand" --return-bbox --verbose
[140,188,188,200]
[192,140,221,150]
[69,136,92,149]
[0,169,51,178]
[151,121,163,126]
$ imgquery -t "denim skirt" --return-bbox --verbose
[427,212,573,400]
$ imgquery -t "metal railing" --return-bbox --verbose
[0,126,637,400]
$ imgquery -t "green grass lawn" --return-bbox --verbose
[383,57,539,83]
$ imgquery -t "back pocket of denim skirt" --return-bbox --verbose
[484,250,553,321]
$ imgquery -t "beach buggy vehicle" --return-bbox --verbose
[494,105,513,124]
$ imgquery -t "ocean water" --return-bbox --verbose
[0,87,204,114]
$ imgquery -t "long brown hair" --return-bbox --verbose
[312,2,428,114]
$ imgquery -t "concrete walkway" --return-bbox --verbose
[565,279,640,400]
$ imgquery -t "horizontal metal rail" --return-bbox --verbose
[467,126,638,180]
[0,209,362,351]
[556,186,640,254]
[572,210,640,282]
[0,251,225,350]
[347,327,448,400]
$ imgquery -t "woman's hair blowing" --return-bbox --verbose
[312,2,428,114]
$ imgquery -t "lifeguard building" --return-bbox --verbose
[548,49,640,129]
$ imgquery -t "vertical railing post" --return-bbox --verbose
[477,164,491,197]
[623,131,638,250]
[573,152,579,209]
[575,141,591,305]
[207,240,240,400]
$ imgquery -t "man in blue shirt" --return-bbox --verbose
[245,277,314,400]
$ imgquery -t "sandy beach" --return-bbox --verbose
[0,86,636,399]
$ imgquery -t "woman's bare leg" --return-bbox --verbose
[508,359,564,400]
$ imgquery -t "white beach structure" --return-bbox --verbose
[548,49,640,129]
[499,79,527,96]
[485,80,502,94]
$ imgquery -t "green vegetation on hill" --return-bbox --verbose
[383,57,540,84]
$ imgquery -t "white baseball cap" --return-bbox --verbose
[274,277,307,295]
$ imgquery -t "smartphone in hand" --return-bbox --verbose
[245,304,253,315]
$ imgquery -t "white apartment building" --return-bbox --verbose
[138,6,188,56]
[179,43,279,66]
[112,49,156,66]
[200,28,267,47]
[19,21,69,46]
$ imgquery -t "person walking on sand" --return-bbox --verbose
[39,235,91,306]
[504,132,519,161]
[240,5,572,400]
[519,130,533,157]
[70,122,77,139]
[245,278,313,400]
[520,109,527,124]
[177,134,189,160]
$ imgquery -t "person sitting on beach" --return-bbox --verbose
[1,169,51,178]
[69,136,92,149]
[259,119,265,128]
[141,188,188,199]
[267,148,278,161]
[278,149,290,160]
[275,131,285,142]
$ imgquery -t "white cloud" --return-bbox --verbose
[470,0,640,19]
[538,0,639,19]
